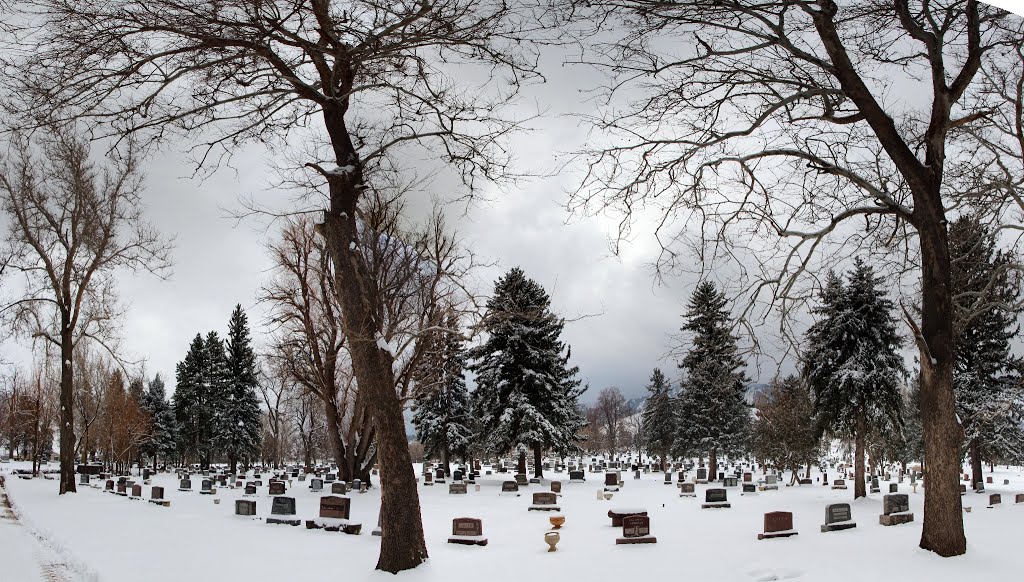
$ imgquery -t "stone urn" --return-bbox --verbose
[213,498,221,505]
[549,515,565,529]
[603,492,613,501]
[544,531,560,552]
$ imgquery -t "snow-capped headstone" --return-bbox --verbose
[988,493,1002,508]
[820,503,856,532]
[679,482,697,497]
[331,482,347,494]
[879,494,913,526]
[266,497,300,526]
[447,517,487,546]
[269,481,285,495]
[831,479,847,490]
[310,478,323,492]
[616,514,657,545]
[758,511,798,540]
[528,492,560,511]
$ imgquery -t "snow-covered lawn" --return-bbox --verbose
[2,463,1023,582]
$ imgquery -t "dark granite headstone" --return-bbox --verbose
[758,511,797,539]
[236,499,257,516]
[820,503,856,532]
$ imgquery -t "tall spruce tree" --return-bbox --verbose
[469,268,586,478]
[804,259,905,499]
[641,368,675,471]
[218,305,263,474]
[672,281,750,480]
[949,216,1024,485]
[173,332,228,468]
[140,374,177,468]
[412,312,473,475]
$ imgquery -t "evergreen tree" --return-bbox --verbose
[411,312,473,475]
[750,375,822,484]
[173,332,227,468]
[949,216,1024,483]
[140,373,177,468]
[641,368,674,471]
[804,259,905,499]
[469,268,586,478]
[672,281,750,480]
[217,305,263,474]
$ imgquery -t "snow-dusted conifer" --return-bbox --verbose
[469,267,586,478]
[411,312,473,475]
[950,216,1024,481]
[672,281,750,480]
[217,305,263,474]
[804,259,905,499]
[641,368,674,470]
[140,373,178,467]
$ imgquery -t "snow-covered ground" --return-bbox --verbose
[1,463,1023,582]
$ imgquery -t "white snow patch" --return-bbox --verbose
[375,333,396,357]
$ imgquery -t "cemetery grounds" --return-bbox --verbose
[1,461,1023,582]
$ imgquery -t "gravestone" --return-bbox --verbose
[1015,493,1024,504]
[679,482,697,497]
[742,482,758,495]
[130,484,143,499]
[870,477,880,494]
[235,499,257,516]
[501,480,520,496]
[305,495,361,534]
[608,508,647,527]
[758,511,798,540]
[763,474,778,491]
[449,483,468,495]
[988,493,1001,507]
[435,468,446,483]
[453,470,464,482]
[664,473,672,485]
[820,503,856,532]
[352,478,362,491]
[551,481,562,494]
[269,481,286,495]
[332,482,347,494]
[696,468,708,483]
[244,484,257,495]
[79,474,90,485]
[616,514,657,545]
[515,473,529,487]
[723,476,738,487]
[960,483,967,495]
[889,483,898,493]
[267,496,300,526]
[604,472,620,492]
[529,492,561,511]
[569,470,585,483]
[831,479,847,490]
[200,479,214,495]
[423,473,433,486]
[743,472,752,482]
[310,478,323,492]
[178,478,192,492]
[702,488,730,509]
[879,494,914,526]
[447,517,487,546]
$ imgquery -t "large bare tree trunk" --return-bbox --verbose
[320,105,426,572]
[533,443,543,479]
[918,216,966,556]
[59,326,76,494]
[708,449,717,482]
[323,399,348,481]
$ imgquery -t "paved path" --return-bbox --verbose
[0,477,76,582]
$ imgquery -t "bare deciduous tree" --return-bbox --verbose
[0,126,172,494]
[595,386,629,458]
[15,2,541,568]
[567,0,1024,557]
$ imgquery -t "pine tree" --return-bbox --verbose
[750,375,821,483]
[140,374,177,468]
[216,305,263,474]
[468,267,586,478]
[411,312,473,475]
[672,281,750,480]
[949,216,1024,484]
[804,259,905,499]
[641,368,674,471]
[173,332,227,469]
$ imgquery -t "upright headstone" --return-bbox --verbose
[758,511,798,539]
[879,494,914,526]
[528,492,561,511]
[267,496,300,526]
[236,499,257,516]
[447,517,488,546]
[615,514,657,545]
[820,503,856,532]
[702,488,730,509]
[679,482,697,497]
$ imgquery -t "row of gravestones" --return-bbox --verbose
[237,495,364,535]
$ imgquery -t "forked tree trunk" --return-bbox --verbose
[323,399,348,481]
[59,325,76,494]
[854,413,866,499]
[320,102,427,572]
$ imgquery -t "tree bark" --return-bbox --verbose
[854,413,866,499]
[323,398,348,481]
[533,443,543,479]
[320,103,426,572]
[517,451,527,475]
[970,438,983,490]
[59,326,76,494]
[709,449,717,482]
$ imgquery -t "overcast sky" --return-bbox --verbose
[4,0,1024,402]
